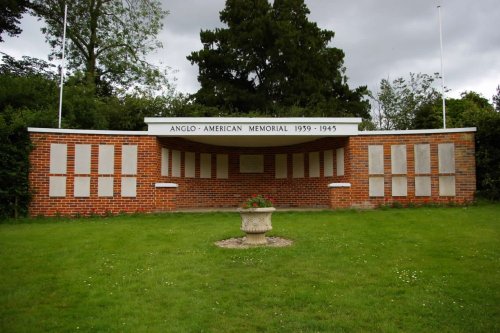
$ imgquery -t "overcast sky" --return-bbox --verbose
[2,0,500,102]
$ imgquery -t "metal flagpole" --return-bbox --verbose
[438,4,446,129]
[58,4,68,129]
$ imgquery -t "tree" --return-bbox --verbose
[0,0,29,42]
[30,0,169,95]
[0,52,57,79]
[371,73,441,130]
[493,85,500,113]
[188,0,369,117]
[0,53,59,218]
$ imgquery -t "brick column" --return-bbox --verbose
[154,183,178,211]
[329,183,352,209]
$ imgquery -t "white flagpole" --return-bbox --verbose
[438,4,446,129]
[58,4,68,129]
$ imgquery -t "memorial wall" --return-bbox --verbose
[28,118,476,216]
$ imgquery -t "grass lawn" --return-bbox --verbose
[1,203,499,332]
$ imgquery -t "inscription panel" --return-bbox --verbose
[50,143,67,174]
[74,144,91,174]
[292,153,304,178]
[309,152,320,178]
[414,144,430,174]
[200,153,211,178]
[216,154,228,179]
[439,143,455,174]
[161,148,169,176]
[275,154,287,179]
[391,145,407,174]
[323,150,333,177]
[185,152,195,178]
[336,148,345,176]
[368,145,384,175]
[240,155,264,173]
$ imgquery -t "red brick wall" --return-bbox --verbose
[347,132,476,208]
[28,130,476,216]
[29,133,162,216]
[330,186,352,209]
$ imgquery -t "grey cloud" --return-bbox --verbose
[3,0,499,100]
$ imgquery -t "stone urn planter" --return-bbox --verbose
[238,207,276,245]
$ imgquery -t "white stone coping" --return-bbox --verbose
[328,182,352,188]
[154,183,179,188]
[359,127,476,135]
[144,117,363,124]
[28,127,149,135]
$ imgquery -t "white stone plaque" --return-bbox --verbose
[309,152,320,178]
[275,154,287,179]
[216,154,228,179]
[369,145,384,175]
[336,148,345,176]
[414,144,430,174]
[161,148,169,176]
[185,152,196,177]
[439,143,455,174]
[392,176,407,196]
[240,155,264,173]
[49,176,66,197]
[121,177,137,197]
[50,143,67,174]
[369,176,384,197]
[292,153,304,178]
[439,176,456,196]
[415,176,431,196]
[74,176,90,197]
[323,150,333,177]
[200,153,211,178]
[74,144,91,174]
[98,145,114,175]
[391,145,407,174]
[121,145,137,175]
[98,177,114,197]
[171,150,181,177]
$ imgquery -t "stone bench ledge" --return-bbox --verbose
[328,183,351,188]
[155,183,179,188]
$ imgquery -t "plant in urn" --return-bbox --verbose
[238,195,276,245]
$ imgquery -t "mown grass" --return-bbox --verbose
[1,203,499,332]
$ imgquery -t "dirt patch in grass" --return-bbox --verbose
[215,236,293,248]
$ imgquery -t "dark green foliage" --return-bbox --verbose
[0,55,57,218]
[474,114,500,199]
[0,0,28,41]
[0,108,31,218]
[188,0,370,117]
[413,101,442,129]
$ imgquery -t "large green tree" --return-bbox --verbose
[0,0,29,42]
[30,0,169,95]
[188,0,369,117]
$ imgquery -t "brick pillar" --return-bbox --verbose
[329,183,352,209]
[154,183,178,211]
